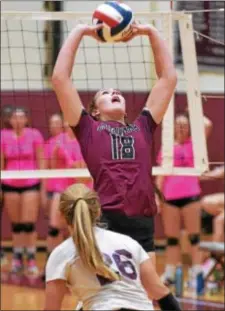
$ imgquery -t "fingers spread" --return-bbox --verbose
[94,23,104,30]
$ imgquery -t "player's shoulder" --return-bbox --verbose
[134,108,152,124]
[97,227,140,248]
[140,108,151,116]
[48,237,75,263]
[139,108,157,122]
[73,109,95,125]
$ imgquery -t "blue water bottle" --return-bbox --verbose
[175,264,183,297]
[196,271,205,296]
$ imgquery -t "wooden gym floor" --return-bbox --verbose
[1,252,224,311]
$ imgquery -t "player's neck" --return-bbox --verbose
[100,115,126,125]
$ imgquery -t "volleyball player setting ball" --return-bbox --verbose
[45,184,181,311]
[51,0,177,297]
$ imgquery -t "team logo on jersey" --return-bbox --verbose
[97,123,140,136]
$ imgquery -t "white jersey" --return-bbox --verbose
[46,227,154,311]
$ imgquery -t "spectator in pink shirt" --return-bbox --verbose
[44,117,91,267]
[156,112,212,287]
[45,113,65,202]
[1,105,14,267]
[1,107,45,275]
[45,114,65,259]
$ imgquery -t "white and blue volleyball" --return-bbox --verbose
[93,1,134,42]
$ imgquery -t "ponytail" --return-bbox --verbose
[59,183,120,282]
[73,199,119,281]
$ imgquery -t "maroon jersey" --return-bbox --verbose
[71,109,157,217]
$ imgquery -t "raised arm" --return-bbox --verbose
[52,24,102,127]
[145,25,177,124]
[128,24,177,124]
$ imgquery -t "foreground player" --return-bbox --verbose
[45,184,181,311]
[52,23,177,262]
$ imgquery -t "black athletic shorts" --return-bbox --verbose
[101,210,155,252]
[166,195,201,208]
[1,183,41,194]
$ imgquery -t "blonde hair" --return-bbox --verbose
[59,183,120,282]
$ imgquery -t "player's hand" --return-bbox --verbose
[75,24,104,41]
[121,22,158,42]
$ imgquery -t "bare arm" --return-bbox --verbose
[36,145,47,206]
[140,258,169,300]
[140,259,181,310]
[44,280,67,310]
[155,175,165,192]
[201,165,224,180]
[155,175,165,211]
[129,24,176,124]
[203,115,213,138]
[123,24,177,123]
[36,145,46,170]
[1,150,4,170]
[145,26,177,124]
[52,24,102,127]
[0,150,4,201]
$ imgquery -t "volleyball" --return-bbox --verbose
[92,1,134,42]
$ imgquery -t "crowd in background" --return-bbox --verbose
[0,104,224,287]
[0,105,92,276]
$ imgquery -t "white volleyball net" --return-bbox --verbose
[1,10,209,182]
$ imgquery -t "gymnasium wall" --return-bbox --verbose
[1,91,224,240]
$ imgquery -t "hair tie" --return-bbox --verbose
[74,198,84,206]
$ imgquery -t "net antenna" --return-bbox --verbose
[1,10,208,181]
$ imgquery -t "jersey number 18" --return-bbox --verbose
[111,134,135,160]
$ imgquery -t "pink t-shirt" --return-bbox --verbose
[45,132,87,193]
[157,139,201,200]
[1,128,44,188]
[45,134,62,193]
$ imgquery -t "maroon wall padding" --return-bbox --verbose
[1,91,224,240]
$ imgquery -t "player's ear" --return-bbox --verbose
[97,208,101,219]
[91,108,100,119]
[68,225,73,235]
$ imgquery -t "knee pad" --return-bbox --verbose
[188,234,200,245]
[11,223,24,233]
[48,226,60,237]
[23,222,35,233]
[167,237,179,246]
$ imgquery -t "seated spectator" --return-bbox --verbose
[201,166,224,242]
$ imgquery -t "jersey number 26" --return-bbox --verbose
[97,249,137,286]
